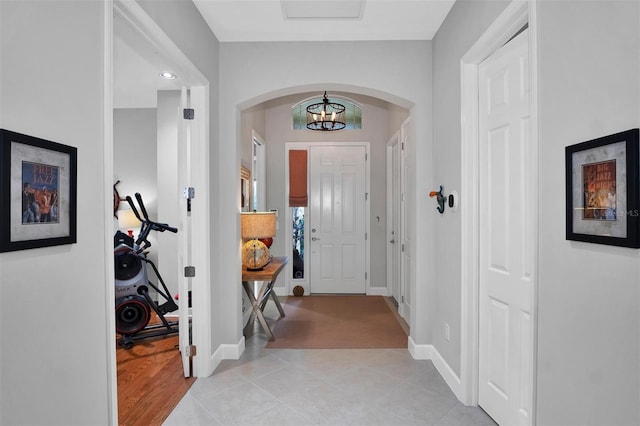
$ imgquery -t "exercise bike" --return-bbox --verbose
[114,193,179,349]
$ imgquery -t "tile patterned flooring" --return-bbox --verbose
[164,301,497,426]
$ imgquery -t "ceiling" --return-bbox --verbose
[114,0,455,109]
[193,0,456,42]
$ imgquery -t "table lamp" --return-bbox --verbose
[118,208,141,238]
[241,211,276,270]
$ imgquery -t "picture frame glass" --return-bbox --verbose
[11,141,72,241]
[570,140,627,238]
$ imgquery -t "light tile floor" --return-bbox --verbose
[164,300,497,426]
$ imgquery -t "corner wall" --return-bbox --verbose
[431,0,511,379]
[0,1,111,424]
[219,40,434,347]
[536,1,640,424]
[433,0,640,424]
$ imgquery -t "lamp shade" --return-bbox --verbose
[118,208,140,230]
[241,212,276,239]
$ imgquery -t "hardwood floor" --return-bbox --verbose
[117,331,195,425]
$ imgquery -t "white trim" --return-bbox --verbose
[408,340,464,403]
[408,336,432,359]
[103,1,117,423]
[398,117,411,323]
[214,337,245,361]
[284,141,371,295]
[385,131,400,300]
[431,346,463,402]
[190,85,212,377]
[111,0,212,380]
[367,286,389,296]
[459,1,538,422]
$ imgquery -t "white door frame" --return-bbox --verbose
[386,131,401,300]
[252,130,267,211]
[284,141,370,296]
[386,129,409,321]
[459,1,539,420]
[106,0,212,418]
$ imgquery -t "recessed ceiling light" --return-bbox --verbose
[160,72,177,80]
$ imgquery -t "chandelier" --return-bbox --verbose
[306,91,346,131]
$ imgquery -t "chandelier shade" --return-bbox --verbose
[306,91,346,131]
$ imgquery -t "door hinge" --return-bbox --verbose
[365,232,368,241]
[365,192,368,201]
[365,153,368,161]
[184,187,195,213]
[185,345,197,357]
[365,272,368,280]
[183,108,195,120]
[184,187,195,200]
[401,244,405,252]
[184,266,196,277]
[401,142,405,150]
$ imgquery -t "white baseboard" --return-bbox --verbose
[212,336,245,366]
[408,337,463,401]
[408,336,432,359]
[430,345,463,401]
[367,286,390,296]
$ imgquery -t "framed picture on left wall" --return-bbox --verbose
[0,129,77,252]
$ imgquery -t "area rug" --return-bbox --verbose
[265,295,408,349]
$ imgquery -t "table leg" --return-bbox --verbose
[242,280,275,341]
[269,287,286,318]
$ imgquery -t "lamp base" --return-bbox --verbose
[241,239,271,270]
[245,257,272,271]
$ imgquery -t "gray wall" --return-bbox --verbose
[0,1,219,423]
[432,0,511,385]
[0,1,111,424]
[433,1,640,424]
[536,1,639,424]
[219,40,434,345]
[113,107,158,270]
[255,93,406,291]
[114,108,157,218]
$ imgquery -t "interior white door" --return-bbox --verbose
[388,136,402,304]
[478,29,533,425]
[309,145,367,294]
[177,87,193,377]
[399,122,411,321]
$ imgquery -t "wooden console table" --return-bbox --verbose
[242,256,287,341]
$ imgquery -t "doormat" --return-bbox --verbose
[265,295,408,349]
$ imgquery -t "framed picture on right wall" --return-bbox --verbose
[565,128,640,248]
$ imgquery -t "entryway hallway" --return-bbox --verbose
[164,302,496,426]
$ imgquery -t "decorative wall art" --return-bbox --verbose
[565,128,639,248]
[0,129,77,252]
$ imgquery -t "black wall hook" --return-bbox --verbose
[429,185,446,214]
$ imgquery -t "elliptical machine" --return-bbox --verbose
[114,193,179,349]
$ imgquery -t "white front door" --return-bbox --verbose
[309,145,367,294]
[478,28,533,425]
